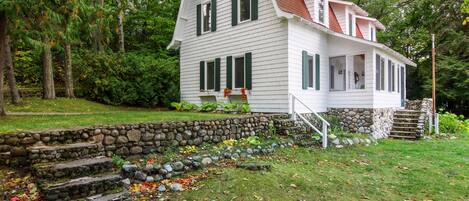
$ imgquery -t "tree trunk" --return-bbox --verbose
[117,0,125,52]
[64,42,75,98]
[0,12,7,116]
[42,36,55,99]
[4,35,21,104]
[94,0,105,52]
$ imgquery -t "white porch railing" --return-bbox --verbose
[290,93,330,148]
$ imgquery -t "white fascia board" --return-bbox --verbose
[355,15,385,30]
[329,0,369,16]
[167,0,187,50]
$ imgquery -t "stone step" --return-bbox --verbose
[396,110,423,113]
[394,113,421,118]
[28,142,105,163]
[87,191,129,201]
[390,130,417,135]
[33,156,113,182]
[41,174,123,201]
[393,118,419,123]
[393,122,418,126]
[392,126,417,131]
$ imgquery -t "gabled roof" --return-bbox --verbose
[276,0,312,21]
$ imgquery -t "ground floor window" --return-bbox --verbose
[234,56,245,89]
[348,54,365,89]
[376,54,386,91]
[330,56,346,91]
[206,61,215,90]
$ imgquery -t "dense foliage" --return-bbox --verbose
[438,111,469,135]
[352,0,469,115]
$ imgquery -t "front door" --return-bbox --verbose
[400,66,405,107]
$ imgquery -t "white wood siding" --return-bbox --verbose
[372,48,406,108]
[287,20,329,113]
[179,0,289,113]
[327,35,375,108]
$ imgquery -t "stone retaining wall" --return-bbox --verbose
[0,114,286,166]
[406,98,433,135]
[327,108,397,139]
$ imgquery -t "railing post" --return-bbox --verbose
[291,95,296,121]
[322,121,328,148]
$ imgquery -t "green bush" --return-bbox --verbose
[438,112,468,135]
[73,50,179,107]
[200,102,219,112]
[171,101,198,112]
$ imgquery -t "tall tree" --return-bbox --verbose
[117,0,125,52]
[4,35,21,104]
[42,35,55,99]
[0,11,7,116]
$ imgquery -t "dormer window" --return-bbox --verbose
[348,13,354,36]
[202,3,212,33]
[370,27,375,41]
[318,0,325,23]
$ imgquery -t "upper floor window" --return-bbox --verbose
[318,0,325,24]
[370,27,375,41]
[240,0,251,22]
[202,3,212,33]
[348,14,354,36]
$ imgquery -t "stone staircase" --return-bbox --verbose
[274,118,319,147]
[28,142,128,201]
[390,110,424,140]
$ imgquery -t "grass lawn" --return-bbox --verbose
[1,98,238,133]
[171,138,469,201]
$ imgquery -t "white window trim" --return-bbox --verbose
[238,0,252,24]
[347,54,366,91]
[329,55,347,92]
[201,1,212,34]
[204,60,216,91]
[379,57,386,91]
[316,0,327,26]
[369,25,376,42]
[232,55,247,90]
[347,12,356,37]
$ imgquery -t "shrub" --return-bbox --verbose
[200,102,219,112]
[171,101,198,112]
[112,154,129,168]
[223,103,238,112]
[73,50,179,107]
[438,112,468,135]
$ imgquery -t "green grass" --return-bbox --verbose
[1,98,238,133]
[5,98,149,113]
[171,138,469,201]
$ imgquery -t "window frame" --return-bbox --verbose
[204,60,216,91]
[391,62,396,92]
[233,55,246,89]
[348,13,354,36]
[318,0,326,24]
[379,57,386,91]
[238,0,252,23]
[348,54,366,90]
[201,1,212,34]
[329,55,347,91]
[307,54,315,89]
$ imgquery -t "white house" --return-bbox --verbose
[168,0,417,139]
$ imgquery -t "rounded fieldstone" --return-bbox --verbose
[117,136,129,144]
[201,157,212,166]
[130,146,143,154]
[103,136,116,145]
[127,130,141,142]
[172,161,184,171]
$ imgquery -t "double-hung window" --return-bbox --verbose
[205,61,215,90]
[308,55,315,88]
[202,3,212,33]
[234,56,246,89]
[391,63,396,92]
[376,54,386,91]
[318,0,325,24]
[239,0,251,22]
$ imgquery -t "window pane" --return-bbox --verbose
[240,0,251,21]
[350,54,365,89]
[380,59,385,90]
[308,57,314,88]
[203,3,211,32]
[235,57,245,88]
[392,64,395,91]
[349,14,353,35]
[207,61,215,90]
[318,0,325,23]
[330,56,346,91]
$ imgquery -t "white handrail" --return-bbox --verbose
[290,93,329,148]
[291,94,330,126]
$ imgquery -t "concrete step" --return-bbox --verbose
[41,174,123,201]
[33,156,113,182]
[28,142,105,163]
[87,191,129,201]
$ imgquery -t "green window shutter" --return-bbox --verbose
[196,4,202,36]
[302,51,308,90]
[245,52,252,90]
[215,58,221,91]
[231,0,238,26]
[315,54,320,90]
[252,0,258,20]
[226,56,233,89]
[211,0,217,32]
[200,61,205,90]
